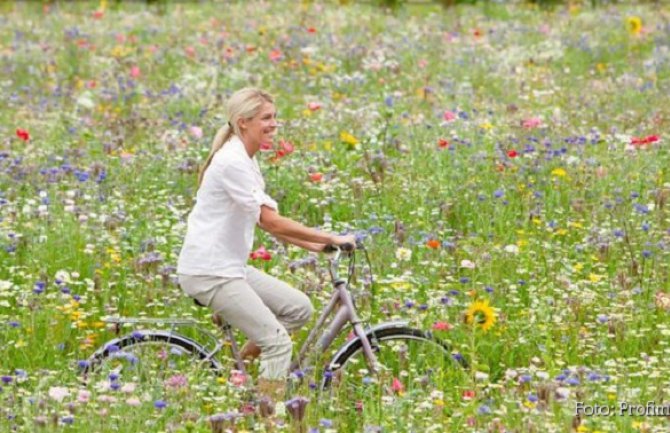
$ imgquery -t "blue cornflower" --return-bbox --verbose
[567,377,580,386]
[154,400,167,409]
[319,419,333,428]
[527,394,538,403]
[33,281,46,295]
[459,277,470,284]
[478,404,492,415]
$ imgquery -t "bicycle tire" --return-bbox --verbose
[322,327,469,427]
[82,331,222,393]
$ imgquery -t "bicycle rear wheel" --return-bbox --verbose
[82,331,221,396]
[324,327,469,428]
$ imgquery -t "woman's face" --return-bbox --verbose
[238,102,277,153]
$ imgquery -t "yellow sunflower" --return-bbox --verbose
[465,299,496,332]
[626,16,642,36]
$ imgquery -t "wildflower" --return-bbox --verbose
[395,247,411,261]
[189,126,203,139]
[129,66,140,79]
[285,396,309,421]
[269,49,282,61]
[551,168,567,177]
[655,292,670,310]
[426,239,440,249]
[438,138,449,149]
[309,172,323,182]
[462,389,475,400]
[16,128,30,141]
[522,117,542,129]
[250,246,271,261]
[432,321,452,331]
[340,131,358,147]
[391,377,404,395]
[507,149,518,158]
[460,259,475,269]
[48,386,70,402]
[307,102,321,111]
[464,299,496,332]
[164,374,187,389]
[443,110,456,122]
[626,16,642,35]
[154,400,167,409]
[126,397,141,406]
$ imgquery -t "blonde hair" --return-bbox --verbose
[198,87,274,186]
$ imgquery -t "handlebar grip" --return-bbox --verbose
[323,244,338,253]
[323,242,356,253]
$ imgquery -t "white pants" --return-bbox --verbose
[178,267,313,379]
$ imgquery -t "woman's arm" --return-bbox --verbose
[258,206,355,247]
[273,233,325,253]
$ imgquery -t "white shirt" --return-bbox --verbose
[177,135,278,278]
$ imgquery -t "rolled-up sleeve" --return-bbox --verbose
[220,163,277,223]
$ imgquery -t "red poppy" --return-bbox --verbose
[249,246,271,261]
[309,172,323,182]
[269,49,282,62]
[462,390,476,400]
[631,135,660,147]
[438,138,449,149]
[507,149,518,158]
[426,239,440,249]
[16,129,30,142]
[307,102,321,111]
[307,27,317,34]
[92,10,104,19]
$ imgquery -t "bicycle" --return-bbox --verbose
[82,242,469,423]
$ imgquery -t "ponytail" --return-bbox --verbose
[198,124,233,186]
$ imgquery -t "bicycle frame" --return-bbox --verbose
[289,248,378,374]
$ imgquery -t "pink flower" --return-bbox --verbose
[391,377,404,394]
[189,126,203,139]
[125,397,141,407]
[129,66,141,79]
[418,59,428,69]
[269,49,283,62]
[431,321,453,332]
[443,111,456,122]
[230,370,247,387]
[77,390,91,403]
[307,102,322,111]
[164,374,188,389]
[522,117,542,129]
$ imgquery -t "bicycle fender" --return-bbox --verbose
[326,321,410,370]
[87,330,223,370]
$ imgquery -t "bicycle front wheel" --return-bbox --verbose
[82,331,220,396]
[324,327,469,428]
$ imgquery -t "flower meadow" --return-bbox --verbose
[1,0,670,432]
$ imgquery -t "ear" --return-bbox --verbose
[237,117,247,131]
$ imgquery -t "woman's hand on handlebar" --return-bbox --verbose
[323,234,357,253]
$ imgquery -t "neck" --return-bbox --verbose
[237,134,257,158]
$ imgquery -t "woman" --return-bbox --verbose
[177,88,355,414]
